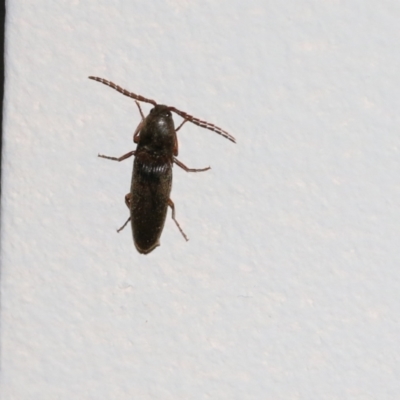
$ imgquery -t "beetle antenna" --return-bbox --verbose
[88,77,157,106]
[169,107,236,143]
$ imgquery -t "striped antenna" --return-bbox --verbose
[170,107,236,143]
[89,77,235,143]
[88,76,157,106]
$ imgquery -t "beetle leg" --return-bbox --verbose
[175,119,188,132]
[168,199,189,241]
[134,100,145,121]
[117,216,131,233]
[174,157,210,172]
[117,194,132,233]
[124,193,131,208]
[133,120,144,143]
[132,101,146,143]
[98,150,135,162]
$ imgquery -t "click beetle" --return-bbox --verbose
[89,76,235,254]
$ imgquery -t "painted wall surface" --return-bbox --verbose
[2,1,400,399]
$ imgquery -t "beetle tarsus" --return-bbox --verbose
[117,216,131,233]
[168,199,189,241]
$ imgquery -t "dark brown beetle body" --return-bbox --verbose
[89,76,235,254]
[131,105,176,253]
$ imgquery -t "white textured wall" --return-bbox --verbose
[2,1,400,398]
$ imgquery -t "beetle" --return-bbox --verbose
[89,76,235,254]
